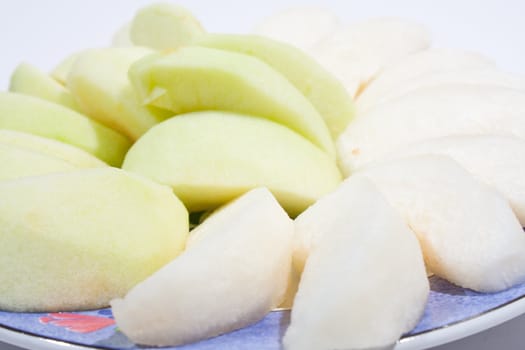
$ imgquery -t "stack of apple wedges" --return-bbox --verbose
[1,3,525,350]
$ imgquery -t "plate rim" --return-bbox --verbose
[2,295,525,350]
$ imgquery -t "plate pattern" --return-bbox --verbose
[1,276,525,350]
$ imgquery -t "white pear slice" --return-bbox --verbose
[285,177,428,350]
[356,48,495,112]
[111,187,294,347]
[67,47,172,140]
[358,68,525,113]
[311,18,431,97]
[254,6,341,52]
[129,3,205,50]
[384,135,525,225]
[9,63,80,112]
[338,85,525,175]
[354,155,525,292]
[0,143,77,181]
[0,167,189,312]
[0,130,107,168]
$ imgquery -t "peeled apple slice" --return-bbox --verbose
[51,51,83,85]
[338,85,525,174]
[0,143,76,181]
[194,33,354,138]
[68,47,173,140]
[129,46,335,157]
[311,18,431,97]
[384,135,525,225]
[129,3,205,50]
[254,6,340,53]
[122,111,342,216]
[112,22,133,47]
[0,92,131,166]
[0,167,189,312]
[354,155,525,292]
[9,63,80,112]
[357,68,525,113]
[111,187,294,347]
[356,48,495,112]
[285,177,428,350]
[0,130,107,168]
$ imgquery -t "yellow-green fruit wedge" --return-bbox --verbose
[0,143,77,181]
[130,3,205,50]
[0,130,107,168]
[51,51,83,85]
[9,63,81,112]
[122,111,342,217]
[129,47,335,157]
[195,33,354,138]
[0,167,189,312]
[0,92,131,166]
[68,47,172,140]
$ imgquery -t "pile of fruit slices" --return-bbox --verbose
[1,3,525,350]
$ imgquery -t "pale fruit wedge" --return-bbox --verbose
[285,177,428,350]
[67,47,172,140]
[356,48,495,112]
[122,111,342,216]
[254,6,340,52]
[355,155,525,292]
[129,46,335,157]
[311,18,431,97]
[111,187,294,347]
[0,92,131,166]
[112,22,133,47]
[194,33,354,138]
[9,63,80,112]
[0,167,189,312]
[0,143,76,181]
[357,68,525,113]
[0,130,107,168]
[384,135,525,225]
[129,3,205,50]
[338,85,525,175]
[51,51,83,85]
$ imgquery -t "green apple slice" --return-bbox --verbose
[195,33,354,138]
[337,85,525,175]
[9,63,80,112]
[51,51,83,85]
[383,135,525,225]
[285,177,428,349]
[0,92,131,166]
[122,111,342,216]
[111,187,293,346]
[0,167,189,312]
[355,155,525,292]
[129,46,335,157]
[0,130,107,168]
[67,47,172,140]
[129,3,205,50]
[0,143,77,181]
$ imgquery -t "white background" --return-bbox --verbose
[1,0,525,349]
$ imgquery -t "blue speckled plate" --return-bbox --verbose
[1,276,525,350]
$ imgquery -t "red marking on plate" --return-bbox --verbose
[39,313,115,333]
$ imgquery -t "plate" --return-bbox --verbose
[1,276,525,350]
